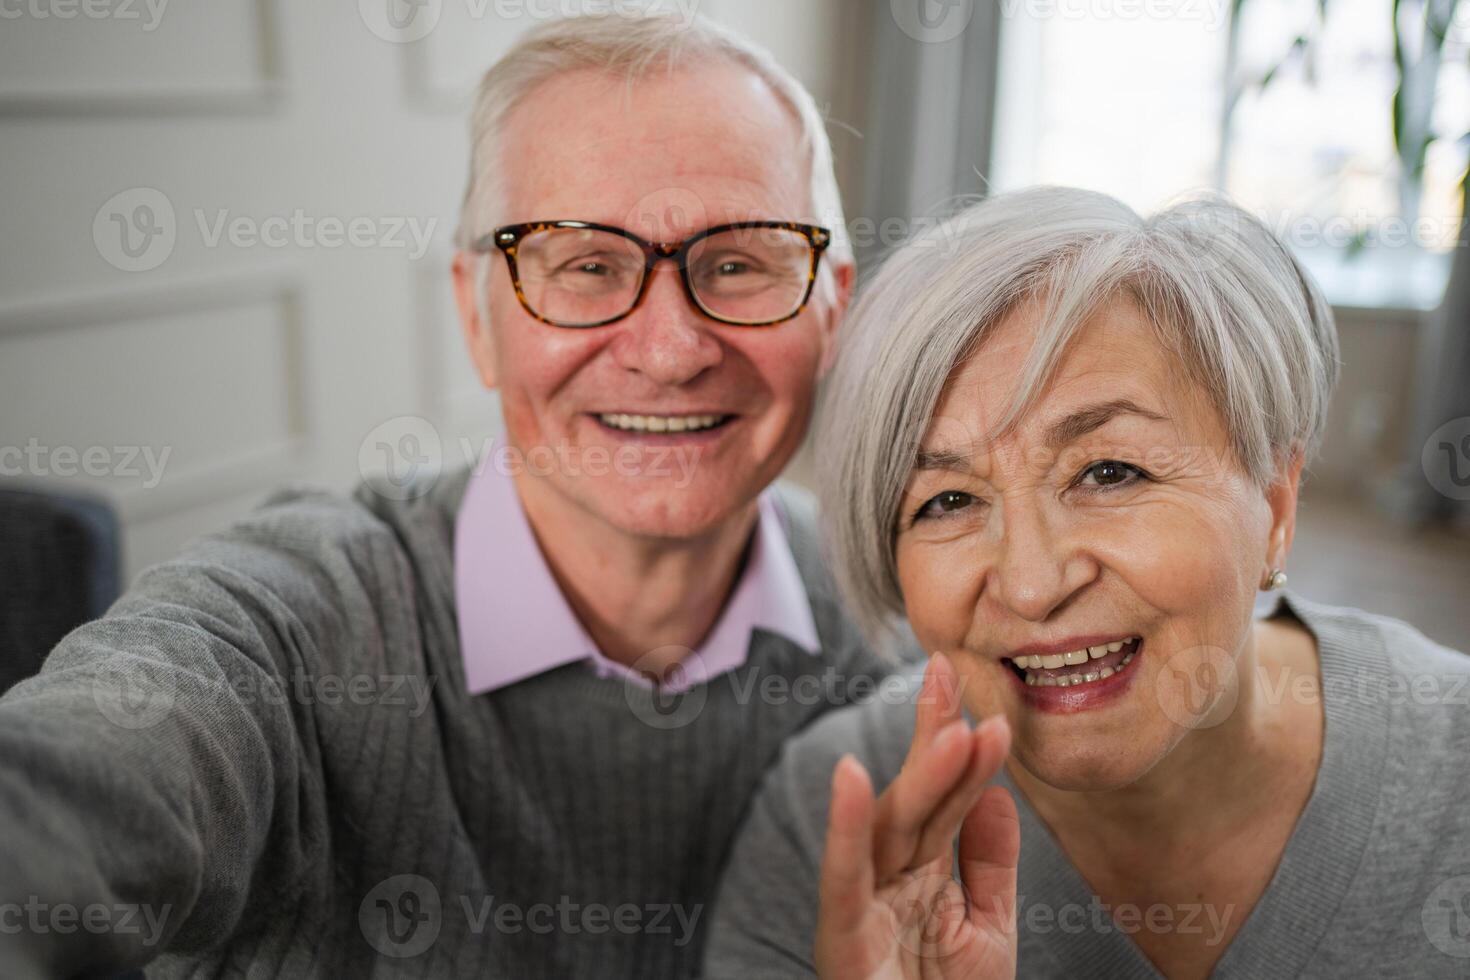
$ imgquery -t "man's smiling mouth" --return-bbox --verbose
[596,413,734,434]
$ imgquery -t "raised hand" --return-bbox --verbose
[814,653,1019,980]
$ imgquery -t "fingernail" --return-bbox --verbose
[936,718,968,747]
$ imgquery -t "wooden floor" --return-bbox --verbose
[1272,491,1470,650]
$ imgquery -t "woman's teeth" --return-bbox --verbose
[1010,638,1140,688]
[598,413,726,433]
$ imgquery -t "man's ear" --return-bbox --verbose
[1264,447,1306,573]
[816,258,856,378]
[452,250,498,390]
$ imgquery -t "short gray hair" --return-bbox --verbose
[453,11,849,267]
[818,186,1341,638]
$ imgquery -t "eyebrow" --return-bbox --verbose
[912,398,1168,471]
[1043,398,1168,449]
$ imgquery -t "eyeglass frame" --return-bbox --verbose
[469,219,833,328]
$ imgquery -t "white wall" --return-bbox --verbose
[0,0,855,582]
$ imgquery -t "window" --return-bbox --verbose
[990,0,1469,311]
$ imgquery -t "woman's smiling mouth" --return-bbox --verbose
[1001,636,1144,712]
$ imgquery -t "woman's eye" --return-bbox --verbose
[915,489,977,521]
[1076,460,1145,490]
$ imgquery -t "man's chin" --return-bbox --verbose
[589,483,756,541]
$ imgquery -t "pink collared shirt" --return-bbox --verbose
[454,461,820,694]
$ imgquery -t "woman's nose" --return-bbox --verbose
[987,499,1095,622]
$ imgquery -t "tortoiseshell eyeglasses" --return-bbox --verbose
[470,220,832,328]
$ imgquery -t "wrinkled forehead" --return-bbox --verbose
[922,294,1206,455]
[496,62,812,238]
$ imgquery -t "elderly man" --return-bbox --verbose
[0,13,902,979]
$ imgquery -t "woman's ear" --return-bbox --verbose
[1264,447,1307,572]
[452,251,498,390]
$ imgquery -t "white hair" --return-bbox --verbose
[818,186,1342,640]
[454,10,851,321]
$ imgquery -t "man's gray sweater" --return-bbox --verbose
[0,467,897,978]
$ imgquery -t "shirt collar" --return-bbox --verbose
[454,460,819,695]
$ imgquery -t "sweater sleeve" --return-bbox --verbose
[0,488,402,979]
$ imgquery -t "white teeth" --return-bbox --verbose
[599,413,724,433]
[1012,638,1139,688]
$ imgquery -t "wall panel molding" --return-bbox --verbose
[0,270,309,523]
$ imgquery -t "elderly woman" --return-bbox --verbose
[703,187,1470,979]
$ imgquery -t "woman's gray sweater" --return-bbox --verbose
[705,592,1470,979]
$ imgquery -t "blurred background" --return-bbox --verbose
[0,0,1466,681]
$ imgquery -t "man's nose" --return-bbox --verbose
[609,265,724,386]
[987,497,1096,623]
